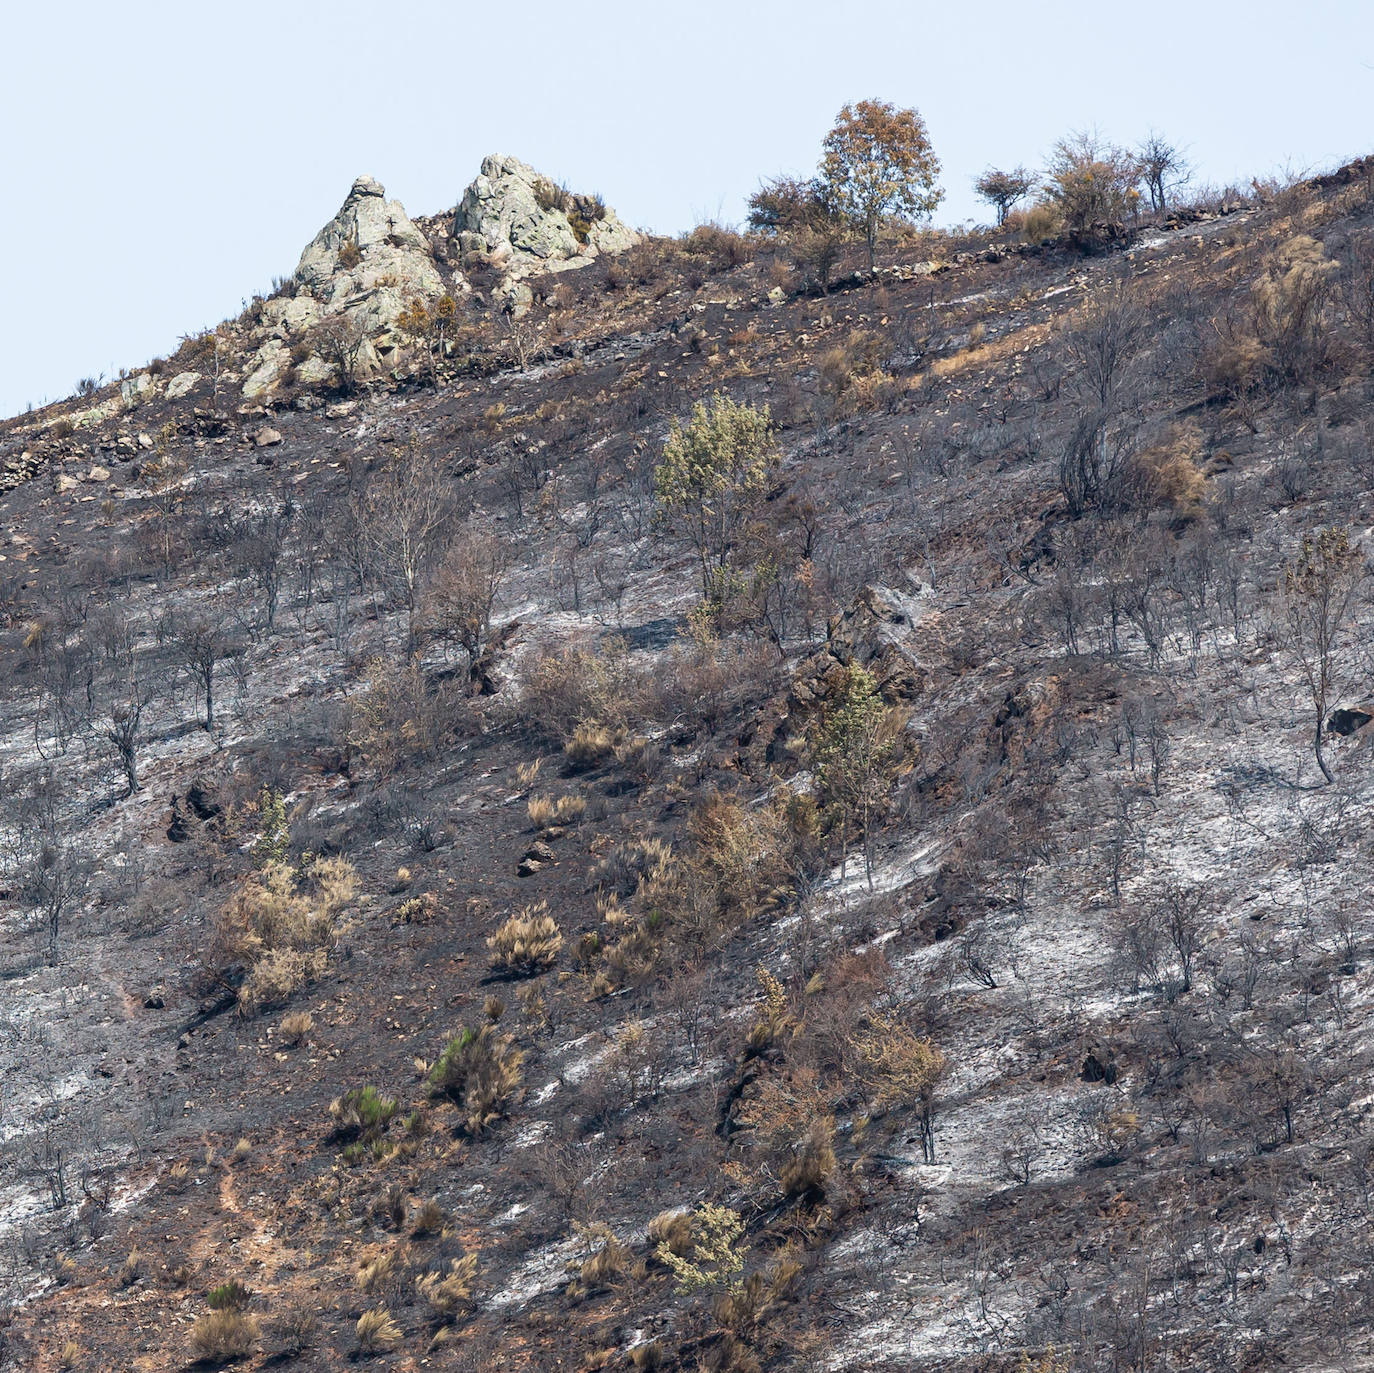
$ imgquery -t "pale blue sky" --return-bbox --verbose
[4,0,1372,418]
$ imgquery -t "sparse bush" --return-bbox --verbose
[268,1305,317,1358]
[329,1086,398,1147]
[527,792,587,830]
[1252,234,1339,383]
[206,1279,253,1311]
[356,1245,403,1294]
[647,1208,693,1258]
[346,655,456,776]
[355,1307,401,1353]
[818,330,893,412]
[655,1204,745,1293]
[1130,425,1208,518]
[278,1011,314,1046]
[681,222,754,272]
[779,1117,836,1199]
[1023,201,1062,242]
[654,393,779,601]
[747,176,834,236]
[190,1309,260,1364]
[564,722,621,770]
[518,635,644,742]
[1044,131,1142,242]
[487,902,563,974]
[337,236,362,270]
[409,1198,447,1237]
[215,856,356,1016]
[416,1253,478,1319]
[428,1024,524,1134]
[853,1013,946,1162]
[569,1223,640,1296]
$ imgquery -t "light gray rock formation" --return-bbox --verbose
[294,175,446,315]
[454,155,638,277]
[245,176,455,395]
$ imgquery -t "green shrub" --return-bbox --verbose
[329,1086,398,1145]
[206,1279,253,1311]
[428,1025,523,1134]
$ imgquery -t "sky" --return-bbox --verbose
[3,0,1372,419]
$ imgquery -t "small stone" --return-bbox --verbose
[88,466,111,482]
[137,432,154,450]
[254,426,283,448]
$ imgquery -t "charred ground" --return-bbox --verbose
[3,160,1374,1372]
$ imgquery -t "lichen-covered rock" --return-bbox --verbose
[242,339,289,400]
[454,155,638,277]
[165,372,200,400]
[294,175,446,311]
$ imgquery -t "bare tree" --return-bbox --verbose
[2,768,90,965]
[85,609,161,796]
[158,606,243,732]
[1276,528,1366,784]
[353,443,454,656]
[419,526,508,687]
[1136,133,1190,213]
[314,312,370,395]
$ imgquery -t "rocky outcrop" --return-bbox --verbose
[454,155,638,277]
[244,176,454,396]
[294,174,447,319]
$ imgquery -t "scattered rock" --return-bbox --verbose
[87,466,110,482]
[165,371,200,399]
[254,426,283,448]
[518,840,557,876]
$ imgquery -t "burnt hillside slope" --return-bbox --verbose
[3,161,1374,1372]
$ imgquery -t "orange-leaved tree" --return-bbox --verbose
[820,99,943,271]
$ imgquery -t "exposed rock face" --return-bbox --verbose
[294,174,446,317]
[246,176,452,396]
[454,155,638,276]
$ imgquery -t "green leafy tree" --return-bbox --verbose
[820,99,943,271]
[654,393,778,601]
[810,664,908,887]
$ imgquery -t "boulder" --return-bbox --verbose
[454,155,639,278]
[120,372,153,405]
[1327,704,1374,736]
[259,293,323,338]
[242,339,289,399]
[165,371,201,400]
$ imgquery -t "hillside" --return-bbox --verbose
[3,151,1374,1373]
